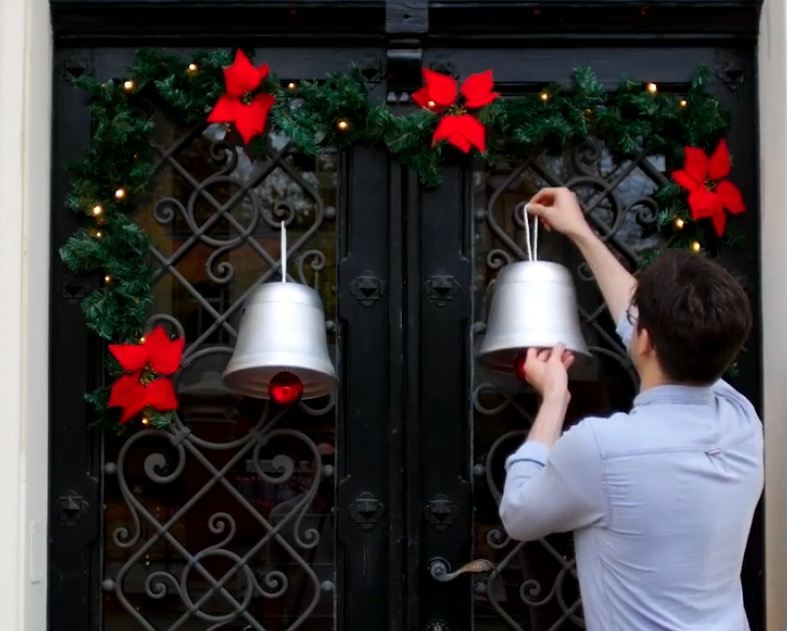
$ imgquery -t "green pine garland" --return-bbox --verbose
[59,48,741,429]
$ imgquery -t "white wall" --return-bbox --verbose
[0,0,52,626]
[759,1,787,629]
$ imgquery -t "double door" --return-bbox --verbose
[49,43,763,631]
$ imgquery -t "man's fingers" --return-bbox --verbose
[563,352,575,370]
[529,187,560,205]
[550,343,567,362]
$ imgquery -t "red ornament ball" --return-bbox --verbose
[268,371,304,406]
[514,352,528,383]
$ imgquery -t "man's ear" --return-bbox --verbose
[636,327,655,358]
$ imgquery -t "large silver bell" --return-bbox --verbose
[477,204,590,373]
[222,281,338,399]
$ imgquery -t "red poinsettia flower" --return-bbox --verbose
[207,50,276,144]
[672,139,746,237]
[108,325,184,423]
[412,69,500,153]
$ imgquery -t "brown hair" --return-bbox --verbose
[632,249,752,384]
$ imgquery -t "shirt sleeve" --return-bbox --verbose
[498,420,607,542]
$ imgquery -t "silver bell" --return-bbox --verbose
[222,281,338,399]
[222,222,337,400]
[477,204,590,373]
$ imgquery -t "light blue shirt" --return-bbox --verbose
[499,316,764,631]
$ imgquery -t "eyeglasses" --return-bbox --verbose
[626,304,639,326]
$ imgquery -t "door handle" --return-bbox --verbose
[428,557,495,583]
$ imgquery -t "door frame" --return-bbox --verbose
[42,3,769,631]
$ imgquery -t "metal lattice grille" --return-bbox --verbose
[102,112,339,631]
[472,140,665,630]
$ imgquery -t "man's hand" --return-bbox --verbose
[523,343,574,401]
[526,187,593,241]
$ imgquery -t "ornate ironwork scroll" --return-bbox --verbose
[102,105,338,630]
[472,139,664,630]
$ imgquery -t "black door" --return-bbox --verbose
[49,23,764,631]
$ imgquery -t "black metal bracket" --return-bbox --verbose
[61,53,92,81]
[385,1,428,94]
[350,271,386,307]
[424,493,457,531]
[358,56,383,85]
[386,42,424,95]
[717,59,745,91]
[60,275,88,305]
[429,59,457,79]
[57,490,88,527]
[425,275,460,307]
[349,492,386,530]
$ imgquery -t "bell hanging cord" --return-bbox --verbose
[280,220,287,283]
[521,203,539,262]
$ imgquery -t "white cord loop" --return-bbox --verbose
[522,203,539,262]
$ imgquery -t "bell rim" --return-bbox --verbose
[477,341,592,367]
[476,345,593,374]
[222,364,339,400]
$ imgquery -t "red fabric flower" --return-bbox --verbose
[672,140,746,237]
[108,326,184,423]
[207,50,275,144]
[412,69,499,153]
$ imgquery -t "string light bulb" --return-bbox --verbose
[337,120,350,131]
[674,218,685,230]
[92,204,104,216]
[427,100,437,109]
[646,82,658,94]
[139,336,146,343]
[690,241,702,253]
[540,91,549,102]
[187,63,198,74]
[115,188,127,200]
[287,82,297,90]
[123,80,135,92]
[95,231,103,239]
[142,417,150,425]
[104,274,112,283]
[679,99,688,108]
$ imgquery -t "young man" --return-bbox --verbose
[499,187,763,631]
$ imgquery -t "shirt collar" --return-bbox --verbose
[633,384,715,408]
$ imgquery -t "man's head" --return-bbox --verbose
[628,249,752,386]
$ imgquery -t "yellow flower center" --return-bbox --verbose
[140,366,157,385]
